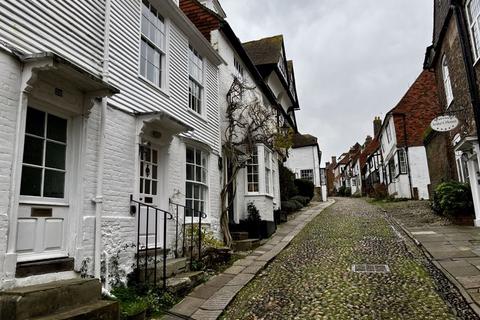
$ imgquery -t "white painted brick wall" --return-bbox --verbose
[284,146,321,187]
[0,51,21,283]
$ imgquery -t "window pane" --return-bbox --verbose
[196,150,202,165]
[25,107,45,137]
[194,184,200,198]
[186,164,194,180]
[152,150,158,163]
[196,166,202,182]
[144,179,151,194]
[47,114,67,142]
[152,181,157,195]
[186,182,193,198]
[23,136,44,165]
[45,142,66,170]
[140,178,144,193]
[152,165,157,179]
[187,148,194,164]
[44,169,65,198]
[20,166,42,196]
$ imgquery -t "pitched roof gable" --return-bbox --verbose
[292,133,318,148]
[243,35,284,66]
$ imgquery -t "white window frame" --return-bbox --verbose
[264,149,272,195]
[234,56,244,79]
[441,55,454,107]
[300,169,314,182]
[246,146,259,193]
[185,147,209,217]
[188,45,204,115]
[398,149,408,174]
[385,122,392,144]
[139,0,166,88]
[19,106,70,203]
[466,0,480,63]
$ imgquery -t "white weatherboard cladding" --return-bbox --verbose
[108,0,221,152]
[408,146,431,200]
[381,116,397,162]
[0,0,105,75]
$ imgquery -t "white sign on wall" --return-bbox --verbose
[431,115,459,132]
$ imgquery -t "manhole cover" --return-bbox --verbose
[352,264,390,274]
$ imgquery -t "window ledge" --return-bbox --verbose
[19,199,69,207]
[138,75,170,98]
[187,108,208,123]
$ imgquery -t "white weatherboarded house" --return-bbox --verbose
[0,0,223,291]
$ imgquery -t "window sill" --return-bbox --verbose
[245,193,274,198]
[187,108,208,123]
[19,198,69,207]
[138,75,170,98]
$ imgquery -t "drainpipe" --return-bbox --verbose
[94,0,112,280]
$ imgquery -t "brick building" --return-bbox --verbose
[424,0,480,225]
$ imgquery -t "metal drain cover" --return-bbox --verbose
[352,264,390,273]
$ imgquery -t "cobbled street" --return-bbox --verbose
[222,198,476,320]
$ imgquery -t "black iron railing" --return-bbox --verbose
[130,195,173,290]
[169,200,207,270]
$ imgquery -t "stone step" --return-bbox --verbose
[0,278,102,320]
[166,271,206,295]
[232,239,261,252]
[138,257,188,283]
[231,231,250,241]
[31,300,119,320]
[16,257,74,278]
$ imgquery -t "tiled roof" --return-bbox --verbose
[386,70,442,147]
[243,35,284,66]
[292,133,318,148]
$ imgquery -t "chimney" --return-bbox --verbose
[373,116,382,138]
[364,135,372,147]
[332,156,337,164]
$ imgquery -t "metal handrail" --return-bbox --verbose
[169,200,207,269]
[130,195,173,290]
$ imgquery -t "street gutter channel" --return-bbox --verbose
[384,210,480,319]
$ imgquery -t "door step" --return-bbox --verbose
[0,278,119,320]
[16,257,74,278]
[31,300,119,320]
[231,232,249,241]
[138,257,188,283]
[166,271,206,295]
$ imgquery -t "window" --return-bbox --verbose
[247,147,259,192]
[466,0,480,60]
[186,147,208,217]
[189,46,203,114]
[265,150,271,194]
[300,169,314,182]
[139,144,158,203]
[385,122,392,143]
[234,57,244,78]
[278,50,288,81]
[140,0,165,87]
[442,55,454,106]
[388,160,395,184]
[20,107,67,198]
[398,149,408,174]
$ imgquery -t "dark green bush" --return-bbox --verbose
[338,186,352,197]
[290,195,310,206]
[279,163,298,201]
[281,200,298,213]
[432,181,474,217]
[294,179,314,199]
[290,199,304,209]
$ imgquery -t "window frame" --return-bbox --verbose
[246,146,260,193]
[185,146,209,217]
[19,106,70,203]
[398,149,408,175]
[441,55,454,107]
[300,169,314,183]
[139,0,167,88]
[188,45,204,115]
[466,0,480,63]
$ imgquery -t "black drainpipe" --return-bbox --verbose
[453,1,480,143]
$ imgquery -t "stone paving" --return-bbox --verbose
[222,198,470,319]
[382,200,480,314]
[163,200,334,320]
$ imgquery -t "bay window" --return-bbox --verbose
[186,147,208,217]
[247,147,259,192]
[20,107,67,199]
[264,150,272,194]
[140,0,165,87]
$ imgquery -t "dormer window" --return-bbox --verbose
[140,0,166,87]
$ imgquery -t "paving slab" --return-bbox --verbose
[224,265,246,275]
[191,309,223,320]
[169,296,205,317]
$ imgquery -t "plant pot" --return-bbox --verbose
[126,310,146,320]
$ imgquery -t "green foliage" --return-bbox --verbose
[184,225,225,249]
[290,195,311,206]
[294,179,315,199]
[281,200,303,213]
[112,286,178,319]
[432,181,474,217]
[337,186,352,197]
[279,163,298,201]
[247,202,261,224]
[290,199,305,209]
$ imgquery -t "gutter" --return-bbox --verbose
[94,0,112,280]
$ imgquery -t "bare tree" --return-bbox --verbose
[220,78,293,246]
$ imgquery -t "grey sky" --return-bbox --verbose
[220,0,434,165]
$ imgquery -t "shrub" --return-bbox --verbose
[294,179,315,199]
[432,181,474,217]
[290,195,310,206]
[290,199,304,209]
[279,163,298,200]
[370,183,389,200]
[281,200,298,213]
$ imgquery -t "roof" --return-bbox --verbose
[242,35,284,66]
[360,138,380,168]
[292,133,318,148]
[383,70,441,147]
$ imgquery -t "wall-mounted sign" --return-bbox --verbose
[431,115,459,132]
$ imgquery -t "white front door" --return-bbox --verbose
[16,106,70,262]
[138,144,165,249]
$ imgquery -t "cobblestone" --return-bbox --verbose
[222,198,462,319]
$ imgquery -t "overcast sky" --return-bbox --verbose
[220,0,434,166]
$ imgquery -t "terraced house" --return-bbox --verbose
[0,0,227,315]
